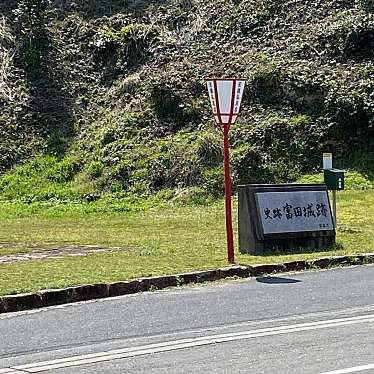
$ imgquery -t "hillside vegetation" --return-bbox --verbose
[1,0,373,202]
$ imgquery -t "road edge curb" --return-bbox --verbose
[1,253,373,314]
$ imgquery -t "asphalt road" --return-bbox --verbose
[1,265,374,373]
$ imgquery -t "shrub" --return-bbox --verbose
[343,24,374,60]
[251,65,284,105]
[0,156,79,202]
[109,160,133,190]
[202,166,224,198]
[172,187,213,206]
[86,160,104,179]
[320,17,374,61]
[44,156,79,183]
[13,0,51,72]
[360,0,374,12]
[93,22,158,73]
[13,0,50,45]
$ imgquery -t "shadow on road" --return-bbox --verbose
[256,276,301,284]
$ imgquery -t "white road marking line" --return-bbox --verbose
[4,313,374,372]
[0,370,26,374]
[320,363,374,374]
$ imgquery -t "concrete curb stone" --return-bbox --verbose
[1,253,373,314]
[71,284,109,302]
[250,263,287,276]
[308,257,331,268]
[38,288,74,307]
[2,293,43,313]
[218,266,250,279]
[178,270,219,285]
[362,254,374,263]
[177,272,198,284]
[329,256,351,267]
[195,270,219,283]
[108,280,141,297]
[283,260,307,272]
[306,255,363,269]
[352,255,365,265]
[139,275,179,291]
[0,298,5,313]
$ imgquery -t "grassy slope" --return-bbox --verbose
[0,0,373,199]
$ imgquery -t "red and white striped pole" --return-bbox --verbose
[206,78,246,264]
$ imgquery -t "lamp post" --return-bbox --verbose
[206,78,246,264]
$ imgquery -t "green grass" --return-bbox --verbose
[0,189,373,296]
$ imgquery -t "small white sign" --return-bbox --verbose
[323,153,333,170]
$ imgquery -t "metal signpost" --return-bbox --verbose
[206,78,246,263]
[323,153,345,227]
[323,153,336,226]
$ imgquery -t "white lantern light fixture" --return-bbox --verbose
[206,78,246,128]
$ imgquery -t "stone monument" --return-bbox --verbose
[238,184,335,254]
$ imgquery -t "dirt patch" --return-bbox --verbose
[0,245,127,264]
